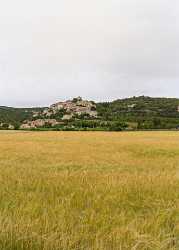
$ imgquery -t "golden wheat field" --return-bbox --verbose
[0,131,179,250]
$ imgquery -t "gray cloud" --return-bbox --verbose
[0,0,178,107]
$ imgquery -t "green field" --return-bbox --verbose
[0,131,179,250]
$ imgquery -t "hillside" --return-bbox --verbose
[97,96,179,129]
[97,96,179,119]
[1,96,179,130]
[0,106,45,129]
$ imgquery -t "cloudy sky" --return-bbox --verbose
[0,0,178,107]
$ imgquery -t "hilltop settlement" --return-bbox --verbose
[20,97,98,130]
[1,96,179,130]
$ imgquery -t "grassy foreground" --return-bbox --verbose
[0,131,179,249]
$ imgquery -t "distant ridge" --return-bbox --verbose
[1,96,179,130]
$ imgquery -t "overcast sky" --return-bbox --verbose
[0,0,178,107]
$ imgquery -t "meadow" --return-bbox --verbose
[0,131,179,250]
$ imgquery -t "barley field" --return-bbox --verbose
[0,131,179,250]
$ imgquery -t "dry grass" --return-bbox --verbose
[0,131,179,249]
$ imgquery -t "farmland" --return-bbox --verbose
[0,131,179,249]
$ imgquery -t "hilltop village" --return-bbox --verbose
[43,96,97,119]
[20,97,98,129]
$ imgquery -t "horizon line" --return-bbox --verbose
[1,94,179,109]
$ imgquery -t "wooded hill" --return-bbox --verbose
[1,96,179,130]
[0,106,44,129]
[97,96,179,129]
[97,96,179,118]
